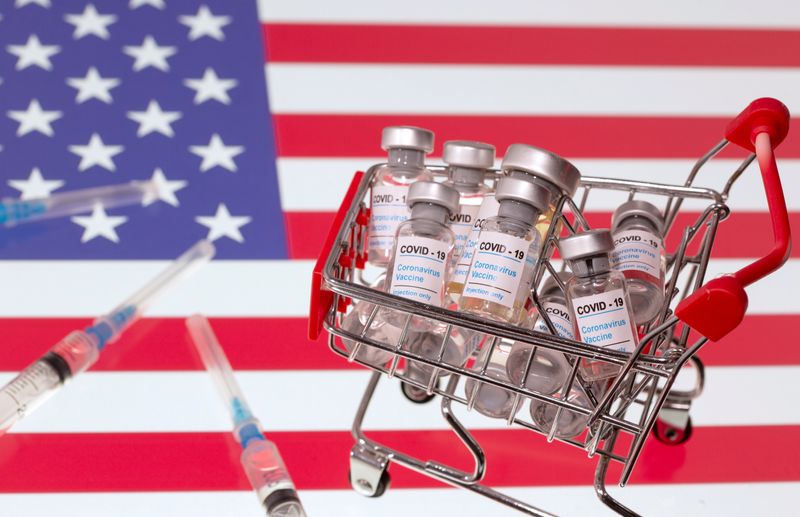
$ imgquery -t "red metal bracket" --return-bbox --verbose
[676,98,792,341]
[308,171,365,340]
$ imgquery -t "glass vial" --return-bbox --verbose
[529,380,608,439]
[441,140,494,299]
[610,200,667,325]
[447,191,501,300]
[459,176,551,325]
[381,181,459,335]
[464,339,521,420]
[505,273,574,396]
[560,230,639,381]
[501,144,581,241]
[367,126,434,267]
[341,276,399,367]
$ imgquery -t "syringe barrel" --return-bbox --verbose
[240,439,307,517]
[186,314,253,427]
[0,331,100,434]
[0,181,155,227]
[101,240,216,342]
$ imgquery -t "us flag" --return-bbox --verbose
[0,0,799,516]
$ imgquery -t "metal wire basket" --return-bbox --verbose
[308,98,792,516]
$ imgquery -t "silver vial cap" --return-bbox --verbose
[495,176,551,212]
[611,200,665,235]
[558,230,614,260]
[407,181,460,215]
[381,126,434,153]
[443,140,496,169]
[501,144,581,196]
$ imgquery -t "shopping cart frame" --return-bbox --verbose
[308,99,792,516]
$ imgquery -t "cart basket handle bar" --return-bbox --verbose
[309,170,365,340]
[675,98,792,341]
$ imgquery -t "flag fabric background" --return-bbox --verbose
[1,0,799,515]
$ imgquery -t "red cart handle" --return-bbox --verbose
[675,98,792,341]
[308,171,365,340]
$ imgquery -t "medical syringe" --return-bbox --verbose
[186,315,307,517]
[0,180,156,227]
[0,240,215,435]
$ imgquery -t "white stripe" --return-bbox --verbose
[4,366,797,432]
[0,258,796,316]
[0,261,312,317]
[258,0,800,29]
[277,157,800,211]
[266,64,800,116]
[2,483,799,517]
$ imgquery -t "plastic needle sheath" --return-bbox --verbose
[0,180,156,227]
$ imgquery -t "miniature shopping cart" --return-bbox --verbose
[308,98,792,516]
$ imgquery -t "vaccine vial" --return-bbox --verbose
[385,181,459,306]
[402,323,483,389]
[368,126,435,267]
[529,380,607,439]
[501,144,581,241]
[464,340,521,420]
[441,140,494,280]
[505,273,574,396]
[559,230,639,381]
[447,191,501,300]
[341,277,399,367]
[609,200,667,325]
[459,176,551,325]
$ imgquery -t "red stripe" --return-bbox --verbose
[0,318,354,372]
[285,211,800,260]
[273,114,800,158]
[0,313,795,372]
[1,426,798,492]
[263,23,800,67]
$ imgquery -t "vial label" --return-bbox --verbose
[533,302,575,340]
[449,204,481,261]
[389,235,450,304]
[610,229,663,281]
[451,194,501,284]
[462,231,533,309]
[572,289,636,352]
[368,184,411,252]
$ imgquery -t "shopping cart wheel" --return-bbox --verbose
[349,468,391,498]
[653,416,693,445]
[349,444,391,497]
[401,379,439,404]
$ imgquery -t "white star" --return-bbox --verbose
[7,99,62,137]
[189,134,244,172]
[142,168,187,207]
[129,0,165,9]
[123,35,177,72]
[64,4,117,40]
[195,203,251,243]
[127,100,182,137]
[66,67,121,104]
[6,35,60,71]
[15,0,50,8]
[68,133,125,172]
[179,5,231,41]
[8,168,64,199]
[184,67,237,105]
[72,204,127,243]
